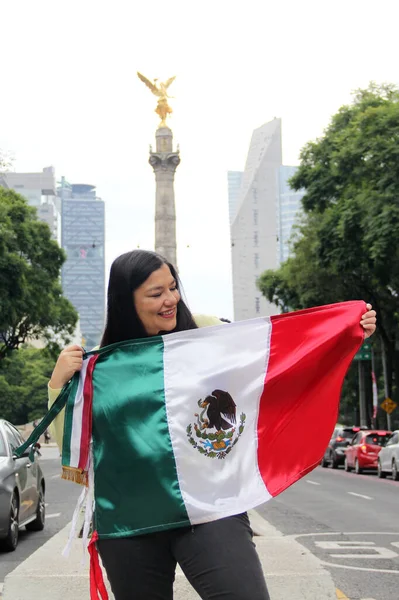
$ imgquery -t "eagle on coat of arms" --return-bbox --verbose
[186,390,246,459]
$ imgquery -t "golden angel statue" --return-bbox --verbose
[137,72,176,127]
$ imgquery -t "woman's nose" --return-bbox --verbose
[164,291,177,304]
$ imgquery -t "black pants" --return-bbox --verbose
[97,513,270,600]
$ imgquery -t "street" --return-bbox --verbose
[0,446,81,595]
[2,448,398,600]
[259,465,399,600]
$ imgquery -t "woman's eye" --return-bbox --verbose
[170,286,177,292]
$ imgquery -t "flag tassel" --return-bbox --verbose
[88,531,108,600]
[61,466,88,487]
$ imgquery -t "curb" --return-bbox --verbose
[3,510,337,600]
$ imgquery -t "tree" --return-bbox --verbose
[0,150,12,172]
[0,187,78,359]
[0,346,54,424]
[258,83,399,425]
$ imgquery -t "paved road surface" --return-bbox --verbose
[258,465,399,600]
[2,449,398,600]
[0,447,81,594]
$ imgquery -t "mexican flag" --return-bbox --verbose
[17,301,364,537]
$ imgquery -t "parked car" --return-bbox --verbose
[0,419,45,551]
[344,430,392,474]
[321,426,368,468]
[377,430,399,480]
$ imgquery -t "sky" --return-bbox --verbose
[1,0,398,319]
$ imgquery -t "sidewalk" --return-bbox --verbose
[3,511,336,600]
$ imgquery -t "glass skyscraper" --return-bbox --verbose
[59,178,105,349]
[277,166,304,265]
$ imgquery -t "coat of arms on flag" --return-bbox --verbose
[186,390,246,459]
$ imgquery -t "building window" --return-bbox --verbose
[255,297,260,314]
[254,231,258,247]
[252,188,257,204]
[253,209,258,226]
[254,253,259,269]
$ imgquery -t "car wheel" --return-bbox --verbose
[331,452,338,469]
[321,456,328,468]
[26,484,45,532]
[377,459,386,478]
[344,457,351,472]
[392,459,399,482]
[355,459,362,475]
[0,491,19,552]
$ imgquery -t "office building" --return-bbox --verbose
[227,171,243,225]
[0,166,60,241]
[59,178,105,348]
[277,166,304,264]
[230,118,282,320]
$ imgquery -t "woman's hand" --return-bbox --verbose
[49,345,84,389]
[360,304,377,339]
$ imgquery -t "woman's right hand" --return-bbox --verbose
[49,345,84,389]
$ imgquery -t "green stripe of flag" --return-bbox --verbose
[92,335,191,537]
[62,374,80,466]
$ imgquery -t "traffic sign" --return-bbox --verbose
[353,342,372,361]
[380,397,397,414]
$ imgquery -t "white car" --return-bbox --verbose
[378,430,399,481]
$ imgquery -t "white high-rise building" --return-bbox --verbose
[227,171,243,225]
[230,118,282,320]
[0,166,60,242]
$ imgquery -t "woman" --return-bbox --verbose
[48,250,377,600]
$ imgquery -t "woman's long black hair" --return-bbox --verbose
[100,250,197,347]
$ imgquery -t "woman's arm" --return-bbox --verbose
[48,384,64,452]
[48,344,84,453]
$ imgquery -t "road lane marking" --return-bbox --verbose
[306,480,321,485]
[320,558,399,573]
[46,512,61,519]
[292,532,399,573]
[347,492,373,500]
[336,589,349,599]
[291,531,399,538]
[315,540,398,559]
[51,474,60,479]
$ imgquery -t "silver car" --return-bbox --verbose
[0,419,45,551]
[377,429,399,481]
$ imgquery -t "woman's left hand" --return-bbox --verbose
[360,304,377,339]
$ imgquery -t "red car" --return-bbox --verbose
[344,430,392,474]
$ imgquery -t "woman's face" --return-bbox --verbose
[133,264,181,336]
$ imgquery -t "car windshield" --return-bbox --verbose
[365,434,390,446]
[341,430,358,439]
[0,432,7,457]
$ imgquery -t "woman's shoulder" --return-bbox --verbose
[193,314,224,328]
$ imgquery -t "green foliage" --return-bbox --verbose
[258,83,399,423]
[0,346,54,425]
[0,187,78,358]
[0,150,12,172]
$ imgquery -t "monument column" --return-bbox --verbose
[137,72,180,267]
[149,127,180,266]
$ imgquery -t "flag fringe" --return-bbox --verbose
[62,466,88,487]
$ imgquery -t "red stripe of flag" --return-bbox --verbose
[78,354,100,471]
[256,301,365,497]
